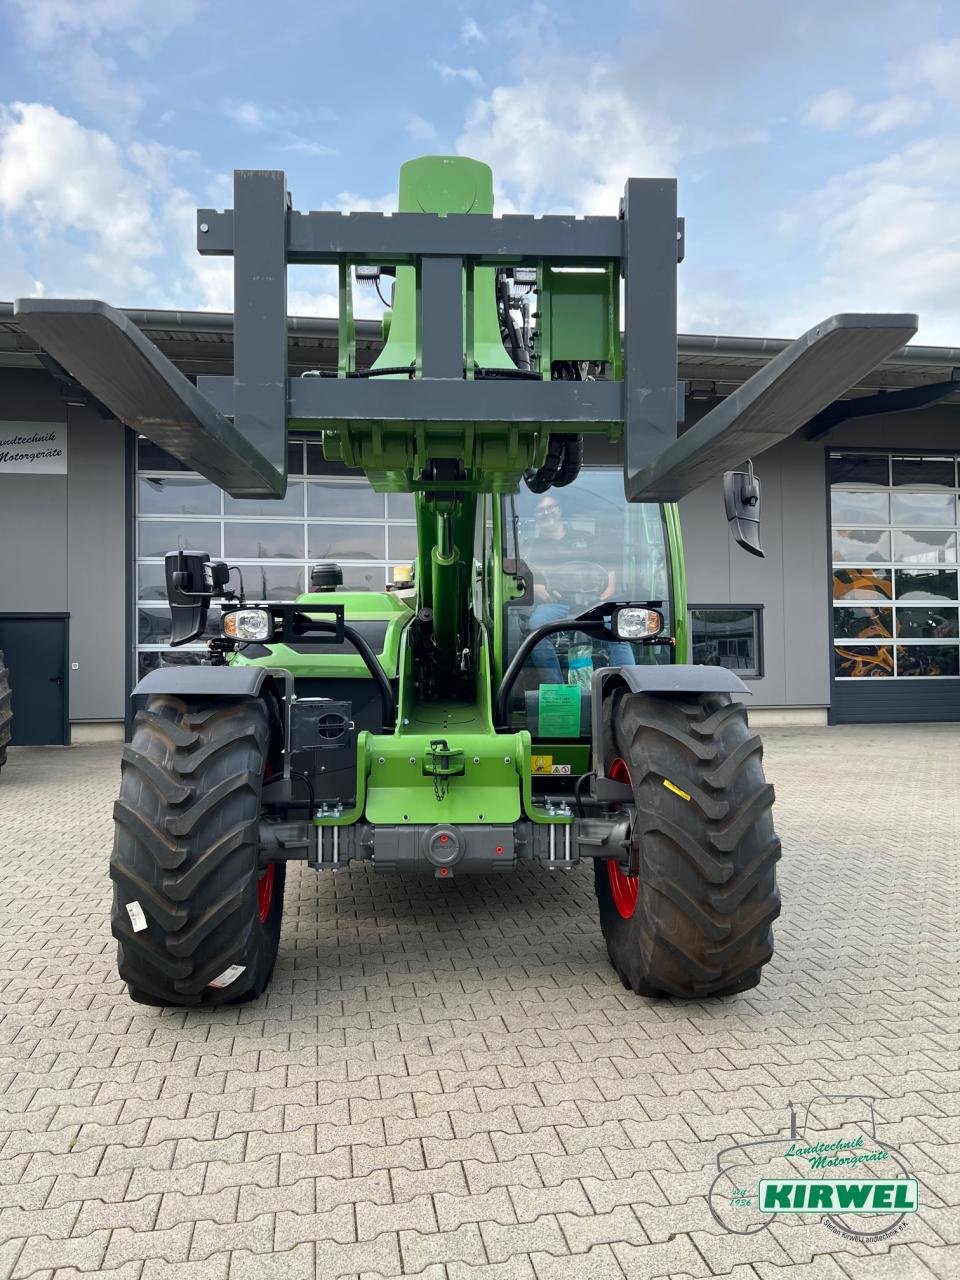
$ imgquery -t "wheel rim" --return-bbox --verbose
[257,864,276,923]
[606,757,638,919]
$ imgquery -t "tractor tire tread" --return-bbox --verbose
[110,694,285,1007]
[595,690,780,999]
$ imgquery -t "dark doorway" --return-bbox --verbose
[0,614,69,746]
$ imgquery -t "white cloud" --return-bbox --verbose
[804,89,855,130]
[0,103,160,271]
[283,140,336,158]
[405,114,440,146]
[432,61,483,86]
[857,95,931,135]
[0,101,397,317]
[0,102,223,309]
[774,138,960,346]
[331,190,397,215]
[461,17,485,45]
[457,69,679,216]
[917,38,960,105]
[225,101,265,130]
[11,0,198,52]
[221,100,338,158]
[7,0,202,118]
[678,277,759,339]
[806,90,931,137]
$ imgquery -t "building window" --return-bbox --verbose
[689,607,762,677]
[831,450,960,679]
[133,436,418,679]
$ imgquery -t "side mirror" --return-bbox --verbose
[723,461,763,558]
[164,550,219,646]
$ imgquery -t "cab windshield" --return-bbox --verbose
[503,468,672,723]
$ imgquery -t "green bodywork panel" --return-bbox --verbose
[377,157,514,375]
[665,501,689,662]
[363,731,524,825]
[538,266,620,368]
[232,589,412,679]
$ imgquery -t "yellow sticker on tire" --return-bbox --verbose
[663,778,692,801]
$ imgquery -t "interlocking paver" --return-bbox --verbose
[227,1244,313,1279]
[435,1184,518,1230]
[480,1213,570,1264]
[558,1204,648,1251]
[353,1136,425,1175]
[103,1220,194,1267]
[449,1262,537,1280]
[0,1174,55,1211]
[274,1202,355,1247]
[158,1185,241,1228]
[530,1244,626,1279]
[610,1233,710,1278]
[315,1230,402,1276]
[392,1159,470,1200]
[191,1213,275,1260]
[143,1257,230,1280]
[1,725,957,1277]
[509,1179,591,1223]
[835,1244,948,1278]
[75,1189,161,1232]
[401,1221,487,1270]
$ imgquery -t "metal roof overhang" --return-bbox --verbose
[1,300,958,399]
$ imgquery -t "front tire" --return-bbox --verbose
[595,691,780,998]
[110,694,285,1006]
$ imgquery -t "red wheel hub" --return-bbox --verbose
[257,864,276,923]
[606,757,638,919]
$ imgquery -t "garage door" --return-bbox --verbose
[830,450,960,722]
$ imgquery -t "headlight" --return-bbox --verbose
[222,608,274,642]
[613,606,663,641]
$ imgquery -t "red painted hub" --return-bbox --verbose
[257,864,276,923]
[606,757,638,920]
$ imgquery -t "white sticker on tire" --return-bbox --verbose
[208,965,246,990]
[125,901,148,933]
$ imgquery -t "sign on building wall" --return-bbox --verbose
[0,423,67,474]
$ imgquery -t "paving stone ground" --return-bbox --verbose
[0,723,958,1280]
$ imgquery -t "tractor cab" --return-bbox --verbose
[490,469,677,758]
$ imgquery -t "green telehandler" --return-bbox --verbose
[14,156,917,1005]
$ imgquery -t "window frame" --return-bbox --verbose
[687,604,764,680]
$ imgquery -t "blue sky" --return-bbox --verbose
[1,0,959,344]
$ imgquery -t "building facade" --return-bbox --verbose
[1,303,958,743]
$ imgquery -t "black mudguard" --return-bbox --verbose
[133,666,290,701]
[590,663,750,769]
